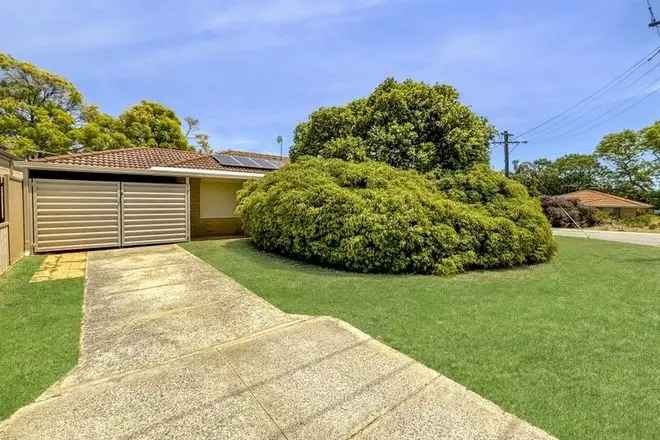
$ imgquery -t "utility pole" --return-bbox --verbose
[648,0,660,34]
[492,130,527,177]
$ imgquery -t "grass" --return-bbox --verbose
[0,257,84,421]
[182,237,660,440]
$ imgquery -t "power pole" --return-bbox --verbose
[648,0,660,35]
[492,130,527,177]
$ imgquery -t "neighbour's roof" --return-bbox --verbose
[27,147,285,174]
[558,190,653,209]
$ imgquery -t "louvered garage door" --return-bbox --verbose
[33,179,121,252]
[121,182,188,247]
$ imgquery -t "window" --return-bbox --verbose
[0,175,5,223]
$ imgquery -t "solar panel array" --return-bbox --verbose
[213,153,284,170]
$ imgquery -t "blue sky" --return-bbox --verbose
[2,0,659,169]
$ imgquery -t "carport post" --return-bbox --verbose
[185,177,191,241]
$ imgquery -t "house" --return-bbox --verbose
[558,189,653,217]
[16,147,285,254]
[0,149,25,274]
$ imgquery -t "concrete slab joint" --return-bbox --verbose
[1,244,557,440]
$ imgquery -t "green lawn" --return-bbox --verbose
[183,237,660,440]
[0,257,84,421]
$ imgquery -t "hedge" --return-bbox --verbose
[237,158,556,275]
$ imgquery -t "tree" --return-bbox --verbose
[0,52,82,157]
[194,133,212,154]
[290,78,495,172]
[641,120,660,163]
[512,158,562,196]
[117,101,190,150]
[71,105,130,151]
[553,154,607,192]
[513,154,607,196]
[183,116,199,138]
[596,129,656,199]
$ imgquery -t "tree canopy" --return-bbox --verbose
[596,127,658,199]
[0,52,82,157]
[0,52,206,157]
[290,78,495,172]
[117,101,190,150]
[513,120,660,206]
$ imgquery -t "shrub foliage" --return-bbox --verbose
[290,78,495,172]
[237,158,555,275]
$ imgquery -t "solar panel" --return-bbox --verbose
[215,154,243,167]
[213,153,285,170]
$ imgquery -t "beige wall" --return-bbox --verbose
[0,224,8,274]
[8,172,24,264]
[190,178,246,238]
[1,160,24,273]
[200,180,243,219]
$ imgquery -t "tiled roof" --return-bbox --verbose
[559,190,653,209]
[32,147,202,169]
[29,147,282,173]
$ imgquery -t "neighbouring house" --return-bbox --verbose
[558,189,653,218]
[16,147,285,253]
[0,149,25,274]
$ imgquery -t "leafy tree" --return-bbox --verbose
[512,158,562,196]
[0,52,82,157]
[117,101,190,150]
[641,120,660,162]
[290,78,495,172]
[513,154,607,196]
[71,105,130,151]
[553,154,607,192]
[596,129,657,199]
[194,133,212,154]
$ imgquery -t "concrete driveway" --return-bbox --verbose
[553,228,660,247]
[1,244,555,439]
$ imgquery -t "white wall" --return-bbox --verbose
[200,179,244,219]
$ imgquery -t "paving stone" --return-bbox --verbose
[0,351,283,440]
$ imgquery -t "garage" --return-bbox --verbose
[18,147,282,254]
[32,178,189,252]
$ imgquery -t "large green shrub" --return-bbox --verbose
[237,158,555,275]
[290,78,495,172]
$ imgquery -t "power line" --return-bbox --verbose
[526,57,660,142]
[514,45,660,140]
[528,71,660,144]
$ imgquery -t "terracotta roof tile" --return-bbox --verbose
[29,147,283,173]
[559,190,653,209]
[33,147,202,169]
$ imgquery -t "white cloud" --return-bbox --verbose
[205,0,386,29]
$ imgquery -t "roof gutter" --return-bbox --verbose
[150,167,264,179]
[15,161,264,179]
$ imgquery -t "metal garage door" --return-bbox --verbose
[120,182,188,247]
[33,179,189,252]
[33,179,121,252]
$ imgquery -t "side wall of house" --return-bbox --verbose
[0,154,24,273]
[8,169,24,264]
[190,177,244,238]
